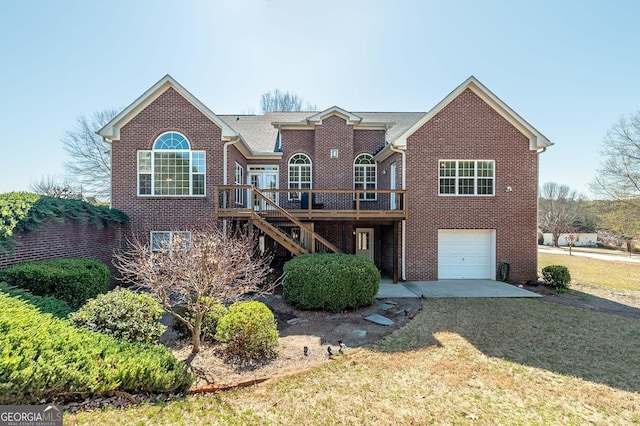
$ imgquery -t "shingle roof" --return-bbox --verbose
[219,111,426,154]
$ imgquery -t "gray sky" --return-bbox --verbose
[1,0,639,197]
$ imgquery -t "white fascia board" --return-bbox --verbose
[272,121,391,131]
[97,74,238,141]
[272,122,315,130]
[395,76,553,151]
[306,106,362,125]
[373,143,405,162]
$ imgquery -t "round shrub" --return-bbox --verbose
[215,301,279,361]
[172,297,228,342]
[283,253,380,311]
[542,265,572,291]
[69,288,166,344]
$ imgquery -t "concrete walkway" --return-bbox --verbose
[376,279,540,298]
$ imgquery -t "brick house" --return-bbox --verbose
[99,75,551,282]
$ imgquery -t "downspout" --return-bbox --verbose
[223,138,240,185]
[535,145,548,276]
[389,143,407,281]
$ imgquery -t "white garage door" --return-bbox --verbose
[438,230,495,279]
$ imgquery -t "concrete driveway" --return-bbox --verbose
[377,279,540,298]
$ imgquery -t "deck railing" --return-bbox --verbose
[215,186,406,220]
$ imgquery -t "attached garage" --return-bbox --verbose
[438,229,495,279]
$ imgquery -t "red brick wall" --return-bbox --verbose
[111,87,224,240]
[278,118,386,211]
[0,219,125,275]
[313,116,354,189]
[405,88,538,281]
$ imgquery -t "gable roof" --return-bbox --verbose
[219,112,309,154]
[99,75,549,158]
[306,106,362,125]
[394,76,552,151]
[97,74,238,141]
[219,111,426,155]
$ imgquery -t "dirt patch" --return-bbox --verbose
[515,281,640,320]
[163,295,423,390]
[167,283,640,390]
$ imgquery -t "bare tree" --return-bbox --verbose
[539,182,587,247]
[563,227,580,256]
[260,89,316,112]
[29,175,77,198]
[62,108,119,200]
[114,226,275,353]
[591,111,640,207]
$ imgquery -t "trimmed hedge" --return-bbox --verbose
[283,253,380,311]
[0,292,193,404]
[0,282,74,319]
[215,301,279,361]
[69,288,166,344]
[0,258,109,308]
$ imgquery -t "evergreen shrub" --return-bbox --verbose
[215,301,279,360]
[172,297,228,342]
[0,258,109,308]
[283,253,380,311]
[0,293,193,404]
[0,282,73,319]
[69,288,166,344]
[542,265,572,292]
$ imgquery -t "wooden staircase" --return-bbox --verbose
[251,189,340,256]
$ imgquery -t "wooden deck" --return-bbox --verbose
[215,186,407,221]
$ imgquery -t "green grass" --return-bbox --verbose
[64,254,640,424]
[539,252,640,291]
[67,298,640,425]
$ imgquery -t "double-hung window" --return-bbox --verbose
[354,154,377,200]
[288,153,311,200]
[439,160,494,196]
[138,132,205,196]
[150,231,192,253]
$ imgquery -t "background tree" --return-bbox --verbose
[62,108,119,200]
[587,199,640,240]
[260,88,316,112]
[29,175,77,198]
[591,110,640,207]
[538,182,587,247]
[114,226,275,353]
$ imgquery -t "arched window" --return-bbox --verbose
[137,132,205,196]
[288,153,311,200]
[354,154,376,200]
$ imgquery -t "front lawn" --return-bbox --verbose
[67,298,640,425]
[539,252,640,291]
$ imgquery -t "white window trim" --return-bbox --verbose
[438,159,495,196]
[354,153,377,201]
[288,153,312,201]
[137,132,206,197]
[234,162,244,205]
